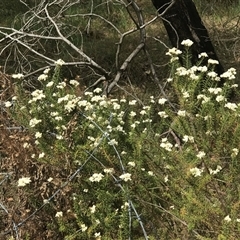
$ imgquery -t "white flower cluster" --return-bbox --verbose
[89,173,104,182]
[190,167,204,177]
[29,89,46,103]
[197,94,210,104]
[119,173,132,182]
[209,165,222,175]
[160,138,173,152]
[224,102,238,111]
[166,47,182,62]
[55,59,65,66]
[29,118,42,128]
[18,177,31,187]
[220,68,236,80]
[176,65,209,80]
[182,135,194,143]
[12,73,24,79]
[196,151,206,159]
[181,39,194,47]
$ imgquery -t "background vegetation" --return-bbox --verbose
[1,0,240,239]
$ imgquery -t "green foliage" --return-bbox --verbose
[7,42,240,239]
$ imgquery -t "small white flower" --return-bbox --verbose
[69,79,79,86]
[167,78,173,82]
[57,82,66,89]
[166,47,182,56]
[35,132,42,138]
[209,165,222,175]
[46,81,54,87]
[12,73,24,79]
[38,74,48,81]
[55,116,62,121]
[190,167,203,177]
[158,98,167,105]
[91,95,103,102]
[140,110,147,115]
[89,173,104,182]
[81,224,88,232]
[94,232,101,238]
[224,215,231,222]
[216,95,226,102]
[176,67,188,76]
[130,111,136,117]
[164,175,169,182]
[18,177,31,187]
[208,59,219,65]
[103,168,114,174]
[177,110,186,117]
[55,211,63,218]
[93,87,102,93]
[29,118,42,128]
[113,102,121,110]
[4,101,12,107]
[108,139,118,146]
[129,100,137,105]
[220,68,236,80]
[182,91,190,99]
[78,100,88,107]
[148,171,154,176]
[23,142,30,148]
[158,111,168,118]
[207,71,218,79]
[224,102,238,111]
[232,148,239,157]
[31,89,45,101]
[160,138,173,151]
[190,73,199,80]
[95,219,100,225]
[43,68,50,74]
[39,152,45,158]
[84,91,93,96]
[198,52,208,58]
[90,205,96,213]
[47,177,53,182]
[51,112,58,117]
[128,162,136,167]
[65,98,79,112]
[119,173,132,182]
[197,66,208,72]
[201,96,210,104]
[208,87,222,95]
[196,151,206,159]
[55,59,65,66]
[160,142,173,151]
[121,202,129,209]
[181,39,194,47]
[183,135,194,143]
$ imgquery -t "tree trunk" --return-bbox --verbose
[151,0,224,75]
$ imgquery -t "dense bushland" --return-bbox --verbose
[1,0,240,239]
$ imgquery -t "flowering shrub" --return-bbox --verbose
[6,42,240,239]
